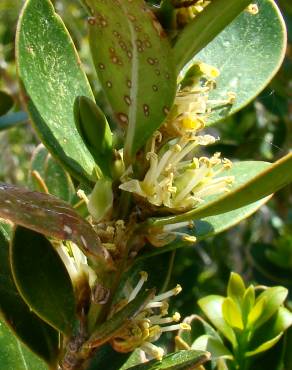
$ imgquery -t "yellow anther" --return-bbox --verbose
[173,312,181,322]
[246,4,259,14]
[173,284,182,295]
[140,271,148,281]
[182,235,197,243]
[180,323,191,331]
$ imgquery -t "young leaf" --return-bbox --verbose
[245,333,283,357]
[0,227,59,366]
[227,272,246,303]
[148,153,292,226]
[16,0,97,182]
[222,297,244,330]
[0,182,110,263]
[10,226,76,335]
[252,287,288,329]
[0,319,48,370]
[126,350,210,370]
[86,0,176,160]
[192,335,233,360]
[74,96,113,179]
[195,0,287,125]
[198,295,236,346]
[0,91,14,116]
[173,0,253,73]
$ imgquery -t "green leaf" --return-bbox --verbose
[252,287,288,329]
[222,297,243,330]
[0,91,14,116]
[0,112,27,131]
[74,96,113,178]
[242,285,255,324]
[10,226,76,335]
[0,319,48,370]
[0,227,59,366]
[249,307,292,351]
[192,335,233,360]
[198,295,236,346]
[28,144,75,203]
[149,153,292,226]
[248,297,267,327]
[126,350,210,370]
[86,0,176,160]
[85,289,155,349]
[227,272,246,302]
[246,333,283,357]
[0,182,110,263]
[16,0,97,182]
[173,0,253,73]
[195,0,287,125]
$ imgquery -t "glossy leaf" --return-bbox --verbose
[127,350,210,370]
[0,91,14,116]
[195,0,287,124]
[198,295,236,346]
[249,307,292,351]
[192,335,233,360]
[149,153,292,226]
[0,111,27,131]
[252,287,288,329]
[16,0,97,182]
[246,334,283,357]
[0,182,110,262]
[86,0,176,160]
[0,319,48,370]
[10,227,76,335]
[227,272,245,303]
[173,0,252,73]
[28,144,75,202]
[222,297,243,330]
[0,226,59,365]
[74,96,113,178]
[86,289,155,348]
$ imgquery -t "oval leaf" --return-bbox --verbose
[0,182,110,263]
[194,0,287,124]
[0,226,59,365]
[0,319,48,370]
[0,111,27,132]
[10,226,76,335]
[87,0,176,159]
[198,295,236,346]
[16,0,97,182]
[173,0,252,73]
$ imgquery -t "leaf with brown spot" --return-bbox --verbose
[0,183,111,267]
[86,0,176,162]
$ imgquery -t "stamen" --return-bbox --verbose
[160,323,191,332]
[140,342,164,360]
[128,271,148,302]
[153,284,182,302]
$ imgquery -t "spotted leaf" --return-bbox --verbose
[0,183,111,267]
[86,0,176,161]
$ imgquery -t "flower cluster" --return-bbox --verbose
[174,0,211,28]
[120,62,235,212]
[109,272,190,360]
